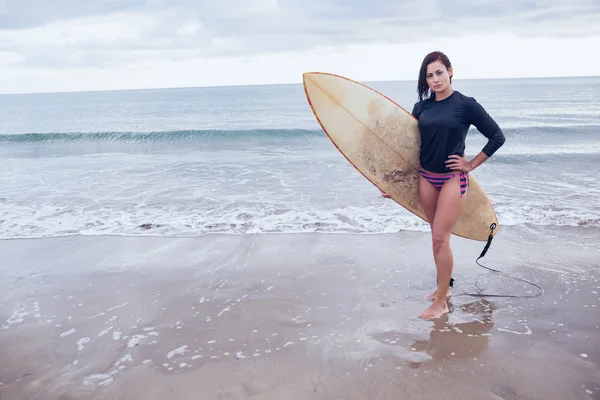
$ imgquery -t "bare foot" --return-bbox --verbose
[419,301,449,320]
[426,288,451,300]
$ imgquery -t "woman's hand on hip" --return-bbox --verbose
[445,155,473,172]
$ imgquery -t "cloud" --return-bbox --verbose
[0,0,598,75]
[0,0,142,29]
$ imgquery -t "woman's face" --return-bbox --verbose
[426,60,453,94]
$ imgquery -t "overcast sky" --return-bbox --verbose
[1,0,599,93]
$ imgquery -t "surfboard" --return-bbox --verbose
[302,72,499,242]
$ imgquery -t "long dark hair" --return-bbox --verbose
[417,51,453,101]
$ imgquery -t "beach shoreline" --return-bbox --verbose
[1,226,599,399]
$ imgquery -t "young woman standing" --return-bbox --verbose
[411,51,506,319]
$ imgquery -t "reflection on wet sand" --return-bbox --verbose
[411,299,497,362]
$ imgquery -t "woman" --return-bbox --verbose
[411,51,505,319]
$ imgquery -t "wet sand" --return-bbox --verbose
[1,226,599,399]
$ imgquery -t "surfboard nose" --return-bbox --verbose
[303,72,338,85]
[302,72,321,84]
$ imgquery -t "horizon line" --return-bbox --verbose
[3,74,599,96]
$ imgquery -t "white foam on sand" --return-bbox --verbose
[61,329,76,338]
[218,306,232,317]
[3,304,30,329]
[83,374,114,387]
[127,334,147,348]
[496,325,532,335]
[167,345,188,359]
[77,337,90,351]
[33,301,41,319]
[106,302,129,312]
[98,326,113,337]
[115,354,133,367]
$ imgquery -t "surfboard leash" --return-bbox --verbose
[461,223,545,298]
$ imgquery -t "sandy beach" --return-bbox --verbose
[1,225,599,400]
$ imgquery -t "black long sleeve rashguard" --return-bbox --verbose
[411,90,506,173]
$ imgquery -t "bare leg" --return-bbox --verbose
[426,285,451,301]
[419,175,467,320]
[418,175,451,300]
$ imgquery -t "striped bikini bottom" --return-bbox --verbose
[419,169,469,198]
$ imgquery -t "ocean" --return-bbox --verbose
[1,76,600,239]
